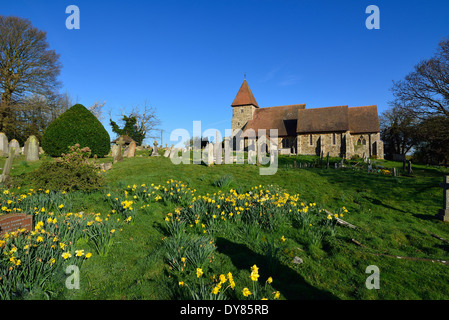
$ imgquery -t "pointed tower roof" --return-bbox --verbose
[231,79,259,107]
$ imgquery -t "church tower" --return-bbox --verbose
[231,79,259,133]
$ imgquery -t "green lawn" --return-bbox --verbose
[2,151,449,300]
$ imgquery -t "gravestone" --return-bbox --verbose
[326,152,330,169]
[25,135,39,161]
[407,161,412,174]
[127,141,136,158]
[0,147,15,183]
[0,132,8,156]
[9,139,20,157]
[151,141,160,156]
[123,145,129,157]
[111,144,119,158]
[392,168,397,177]
[169,146,177,159]
[207,143,214,166]
[163,146,171,157]
[99,162,113,171]
[224,137,232,164]
[214,131,222,165]
[113,137,124,163]
[436,175,449,222]
[0,213,33,237]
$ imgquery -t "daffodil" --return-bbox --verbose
[242,288,252,297]
[62,252,72,259]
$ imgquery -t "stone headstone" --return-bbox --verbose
[8,139,20,157]
[111,144,119,158]
[0,147,15,183]
[224,137,232,164]
[127,141,136,158]
[163,147,171,157]
[0,213,33,237]
[113,137,124,163]
[25,135,39,161]
[123,145,129,157]
[0,132,8,156]
[151,141,160,156]
[407,161,412,174]
[207,143,214,166]
[99,162,113,171]
[214,140,222,165]
[169,147,177,159]
[292,256,303,265]
[436,175,449,222]
[392,168,397,177]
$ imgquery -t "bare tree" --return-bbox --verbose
[380,104,419,158]
[391,37,449,119]
[117,100,161,141]
[88,101,106,121]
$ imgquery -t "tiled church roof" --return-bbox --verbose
[297,105,349,134]
[231,79,259,107]
[243,104,306,137]
[348,105,380,133]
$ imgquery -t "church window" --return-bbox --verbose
[240,108,244,113]
[309,134,313,145]
[332,133,336,145]
[357,136,366,146]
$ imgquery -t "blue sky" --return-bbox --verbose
[2,0,449,145]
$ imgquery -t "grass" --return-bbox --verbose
[2,150,449,300]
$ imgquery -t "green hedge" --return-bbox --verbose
[42,104,110,157]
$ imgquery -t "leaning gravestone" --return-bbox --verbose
[0,213,33,237]
[0,132,8,157]
[8,139,20,157]
[123,145,129,157]
[163,146,171,157]
[25,135,39,161]
[0,147,15,183]
[169,147,177,159]
[127,141,136,158]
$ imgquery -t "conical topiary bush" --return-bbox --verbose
[42,104,110,157]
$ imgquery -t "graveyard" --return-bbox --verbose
[1,1,449,305]
[1,144,449,300]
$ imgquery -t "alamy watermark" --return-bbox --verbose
[365,265,380,290]
[366,5,380,30]
[65,5,80,30]
[168,121,278,175]
[65,265,80,290]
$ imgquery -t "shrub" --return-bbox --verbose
[42,104,110,157]
[27,144,105,192]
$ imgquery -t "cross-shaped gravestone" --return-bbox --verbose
[436,175,449,222]
[151,141,160,156]
[114,137,125,163]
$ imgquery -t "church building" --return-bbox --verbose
[231,79,384,159]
